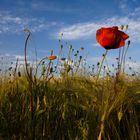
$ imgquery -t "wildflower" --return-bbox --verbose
[96,26,129,50]
[47,55,57,60]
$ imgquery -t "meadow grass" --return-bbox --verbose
[0,71,140,140]
[0,29,140,140]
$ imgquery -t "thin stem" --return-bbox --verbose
[118,48,121,72]
[35,56,47,77]
[24,30,34,83]
[96,50,108,81]
[105,57,110,74]
[123,44,130,73]
[120,47,125,72]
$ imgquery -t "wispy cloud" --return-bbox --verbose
[0,11,58,34]
[126,61,140,71]
[128,7,140,18]
[56,22,102,40]
[56,16,140,43]
[118,0,128,11]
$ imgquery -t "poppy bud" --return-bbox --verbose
[42,61,45,65]
[97,62,100,66]
[126,25,129,30]
[79,56,82,60]
[61,45,63,49]
[120,25,124,30]
[61,58,66,61]
[128,40,131,46]
[69,45,72,49]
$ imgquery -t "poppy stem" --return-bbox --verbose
[118,48,121,72]
[123,42,130,73]
[96,50,108,81]
[120,47,125,72]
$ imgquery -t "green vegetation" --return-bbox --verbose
[0,28,140,140]
[0,73,140,140]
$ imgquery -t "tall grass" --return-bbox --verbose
[0,73,140,140]
[0,29,140,140]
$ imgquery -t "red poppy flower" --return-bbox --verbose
[96,26,129,50]
[47,55,57,60]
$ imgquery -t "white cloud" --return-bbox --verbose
[56,16,140,43]
[0,11,57,34]
[57,22,104,40]
[128,7,140,18]
[126,61,140,71]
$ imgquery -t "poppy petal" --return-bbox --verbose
[118,31,129,40]
[96,26,129,50]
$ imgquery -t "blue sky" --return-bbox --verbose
[0,0,140,70]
